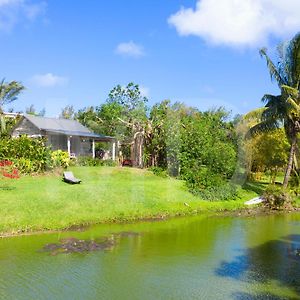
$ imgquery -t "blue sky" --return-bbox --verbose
[1,0,299,117]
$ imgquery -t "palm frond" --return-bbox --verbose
[287,33,300,87]
[0,80,25,107]
[281,85,299,99]
[261,94,286,121]
[286,97,300,115]
[259,48,286,87]
[246,119,279,138]
[243,107,266,121]
[261,94,281,104]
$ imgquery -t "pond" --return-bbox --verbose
[1,213,300,299]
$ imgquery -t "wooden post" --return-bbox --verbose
[92,139,95,159]
[67,136,71,156]
[112,142,116,161]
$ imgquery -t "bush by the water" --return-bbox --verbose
[0,136,52,173]
[262,185,293,209]
[196,184,238,201]
[182,166,238,201]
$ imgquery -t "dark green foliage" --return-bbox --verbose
[145,103,238,200]
[108,82,147,111]
[195,183,238,202]
[144,100,170,168]
[148,166,168,178]
[0,136,52,173]
[182,166,238,201]
[179,109,237,199]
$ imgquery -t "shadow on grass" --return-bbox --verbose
[242,181,268,195]
[215,235,300,298]
[0,185,16,190]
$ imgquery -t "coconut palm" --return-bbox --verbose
[249,33,300,188]
[0,78,24,134]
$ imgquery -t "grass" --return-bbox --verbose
[0,166,261,235]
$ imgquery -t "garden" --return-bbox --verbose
[2,34,300,236]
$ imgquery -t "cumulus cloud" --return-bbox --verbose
[30,73,68,87]
[0,0,46,32]
[115,41,145,58]
[168,0,300,47]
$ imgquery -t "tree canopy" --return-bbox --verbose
[248,33,300,188]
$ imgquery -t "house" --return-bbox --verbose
[11,114,116,159]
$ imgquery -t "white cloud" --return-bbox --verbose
[115,41,145,58]
[0,0,46,32]
[168,0,300,47]
[30,73,68,87]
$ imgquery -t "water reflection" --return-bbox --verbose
[216,235,300,298]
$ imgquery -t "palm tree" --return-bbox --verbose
[249,33,300,188]
[0,78,25,134]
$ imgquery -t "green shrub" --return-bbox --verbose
[76,156,117,167]
[262,185,292,208]
[148,166,168,178]
[51,150,70,168]
[102,159,117,167]
[196,183,238,201]
[0,136,52,173]
[182,166,238,201]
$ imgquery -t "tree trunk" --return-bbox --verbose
[283,134,297,188]
[132,131,144,168]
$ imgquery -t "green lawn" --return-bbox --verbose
[0,166,260,235]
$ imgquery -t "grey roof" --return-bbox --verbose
[24,114,114,140]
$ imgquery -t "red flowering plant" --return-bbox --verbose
[0,160,20,179]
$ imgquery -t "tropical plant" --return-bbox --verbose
[0,79,25,135]
[179,108,237,199]
[26,104,46,116]
[59,105,75,119]
[51,150,70,168]
[248,33,300,188]
[0,136,52,173]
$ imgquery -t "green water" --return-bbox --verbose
[1,213,300,300]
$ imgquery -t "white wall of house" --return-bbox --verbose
[47,134,93,157]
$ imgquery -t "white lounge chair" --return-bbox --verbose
[63,171,81,184]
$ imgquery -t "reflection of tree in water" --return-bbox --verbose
[233,292,289,300]
[215,235,300,299]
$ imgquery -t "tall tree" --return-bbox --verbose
[26,104,45,116]
[107,82,148,168]
[60,105,75,119]
[249,33,300,188]
[0,79,25,134]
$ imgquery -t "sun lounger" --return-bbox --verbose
[244,197,264,205]
[63,171,81,184]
